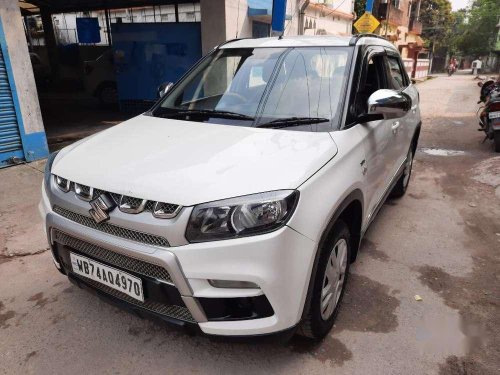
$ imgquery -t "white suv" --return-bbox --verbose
[40,35,420,340]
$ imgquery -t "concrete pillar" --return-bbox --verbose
[200,0,252,55]
[199,0,301,55]
[0,0,48,161]
[200,0,226,55]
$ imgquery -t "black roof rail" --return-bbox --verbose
[349,34,388,46]
[215,38,250,50]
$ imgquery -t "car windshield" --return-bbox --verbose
[154,46,352,130]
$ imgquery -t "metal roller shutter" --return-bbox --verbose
[0,46,23,164]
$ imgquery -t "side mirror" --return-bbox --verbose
[157,82,173,98]
[411,79,416,85]
[477,81,483,87]
[367,89,411,120]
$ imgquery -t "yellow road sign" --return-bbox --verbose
[354,12,380,34]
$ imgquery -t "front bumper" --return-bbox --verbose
[40,183,317,336]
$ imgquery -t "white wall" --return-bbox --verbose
[225,0,252,40]
[0,0,44,134]
[303,2,354,36]
[200,0,304,53]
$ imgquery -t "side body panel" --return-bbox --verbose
[288,126,367,242]
[354,119,393,225]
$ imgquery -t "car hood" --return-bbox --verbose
[52,115,337,206]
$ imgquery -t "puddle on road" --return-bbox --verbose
[419,148,466,156]
[414,311,468,358]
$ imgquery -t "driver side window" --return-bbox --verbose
[355,55,388,115]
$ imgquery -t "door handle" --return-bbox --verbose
[391,121,400,134]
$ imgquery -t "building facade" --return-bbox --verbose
[1,0,355,167]
[371,0,424,60]
[301,1,355,36]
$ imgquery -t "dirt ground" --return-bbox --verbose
[0,73,499,374]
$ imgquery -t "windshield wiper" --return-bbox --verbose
[156,108,254,121]
[257,117,330,129]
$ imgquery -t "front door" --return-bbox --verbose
[353,51,395,224]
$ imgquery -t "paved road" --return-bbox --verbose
[1,74,499,374]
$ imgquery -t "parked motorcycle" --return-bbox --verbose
[477,78,500,152]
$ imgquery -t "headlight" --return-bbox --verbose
[44,151,59,188]
[185,190,299,243]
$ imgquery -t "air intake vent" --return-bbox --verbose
[53,205,170,247]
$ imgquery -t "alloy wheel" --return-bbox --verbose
[320,238,348,320]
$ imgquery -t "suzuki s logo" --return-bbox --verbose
[89,194,116,223]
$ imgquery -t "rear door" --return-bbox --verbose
[384,51,417,172]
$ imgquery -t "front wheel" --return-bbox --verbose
[494,131,500,153]
[297,220,351,340]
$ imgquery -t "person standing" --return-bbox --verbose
[472,57,482,75]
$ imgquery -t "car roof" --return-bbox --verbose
[220,35,397,51]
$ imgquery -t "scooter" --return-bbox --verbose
[477,79,500,152]
[447,63,456,76]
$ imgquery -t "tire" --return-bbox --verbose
[97,82,118,107]
[298,220,351,340]
[494,131,500,153]
[391,146,414,198]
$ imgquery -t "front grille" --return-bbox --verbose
[119,195,147,213]
[53,206,170,247]
[53,230,172,283]
[58,179,181,215]
[121,196,144,208]
[78,184,91,195]
[78,277,196,323]
[153,202,180,217]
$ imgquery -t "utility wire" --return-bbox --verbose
[236,0,242,37]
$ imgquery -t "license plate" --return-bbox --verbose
[70,253,144,302]
[489,111,500,119]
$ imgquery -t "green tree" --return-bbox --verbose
[354,0,367,19]
[454,0,499,56]
[447,9,467,54]
[419,0,454,44]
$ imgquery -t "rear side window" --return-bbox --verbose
[386,56,407,91]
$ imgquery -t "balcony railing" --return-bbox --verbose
[409,18,422,34]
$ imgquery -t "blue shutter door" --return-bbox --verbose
[0,46,24,166]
